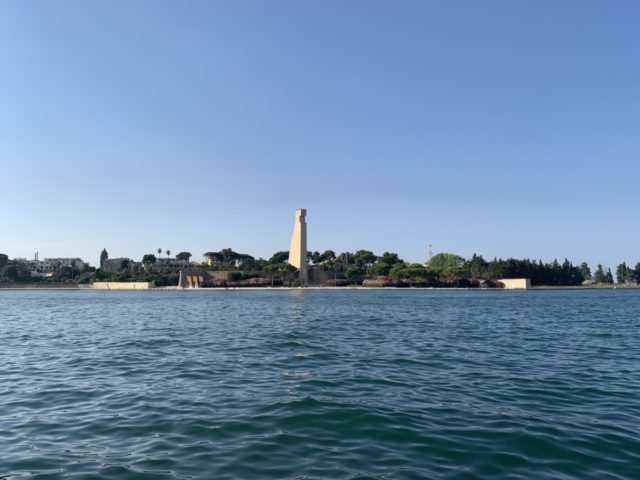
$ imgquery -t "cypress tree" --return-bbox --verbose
[99,248,109,269]
[616,262,628,284]
[605,269,614,284]
[594,264,606,283]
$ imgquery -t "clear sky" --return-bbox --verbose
[1,0,638,269]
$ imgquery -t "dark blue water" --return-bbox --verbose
[1,289,639,479]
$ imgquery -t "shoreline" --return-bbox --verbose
[0,284,637,291]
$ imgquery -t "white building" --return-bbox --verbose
[43,258,87,271]
[17,257,88,278]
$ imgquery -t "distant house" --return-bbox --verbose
[44,258,87,271]
[155,257,189,269]
[20,259,53,278]
[17,257,88,278]
[102,258,135,273]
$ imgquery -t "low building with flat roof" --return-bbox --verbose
[499,278,531,290]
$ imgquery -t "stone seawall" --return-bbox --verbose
[92,282,155,290]
[0,283,81,289]
[498,278,531,290]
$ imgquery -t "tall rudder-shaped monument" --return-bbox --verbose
[288,209,308,285]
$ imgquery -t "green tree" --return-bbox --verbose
[487,257,505,279]
[166,250,171,258]
[594,263,607,283]
[389,263,408,283]
[3,261,30,282]
[1,264,18,280]
[279,263,298,285]
[220,248,240,269]
[616,262,629,284]
[142,254,157,270]
[307,251,321,265]
[378,252,401,266]
[269,251,289,264]
[369,263,391,276]
[157,248,162,258]
[234,254,251,270]
[547,259,560,284]
[319,250,338,279]
[561,259,572,285]
[204,251,222,267]
[320,250,336,263]
[176,252,192,264]
[406,263,428,278]
[605,269,614,284]
[0,253,8,270]
[353,250,376,271]
[466,254,488,278]
[263,262,298,284]
[53,264,79,282]
[337,252,354,270]
[264,263,279,275]
[315,250,336,272]
[405,264,429,287]
[227,271,243,282]
[426,253,465,277]
[579,262,591,283]
[345,267,364,284]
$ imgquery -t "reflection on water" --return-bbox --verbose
[286,288,307,321]
[282,290,313,400]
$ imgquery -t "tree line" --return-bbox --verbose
[2,249,639,287]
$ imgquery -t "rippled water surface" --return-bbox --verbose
[1,289,639,479]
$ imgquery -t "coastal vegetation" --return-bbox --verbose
[2,248,639,288]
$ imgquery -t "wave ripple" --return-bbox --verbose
[1,289,639,479]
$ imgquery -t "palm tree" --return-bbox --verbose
[166,250,171,258]
[157,248,162,258]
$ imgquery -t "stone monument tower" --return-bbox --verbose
[288,208,308,285]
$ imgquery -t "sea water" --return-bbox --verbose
[1,289,639,479]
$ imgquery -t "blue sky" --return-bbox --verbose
[1,0,638,269]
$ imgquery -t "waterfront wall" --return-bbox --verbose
[308,269,345,285]
[93,282,155,290]
[0,283,80,289]
[206,271,230,281]
[177,271,204,288]
[499,278,531,290]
